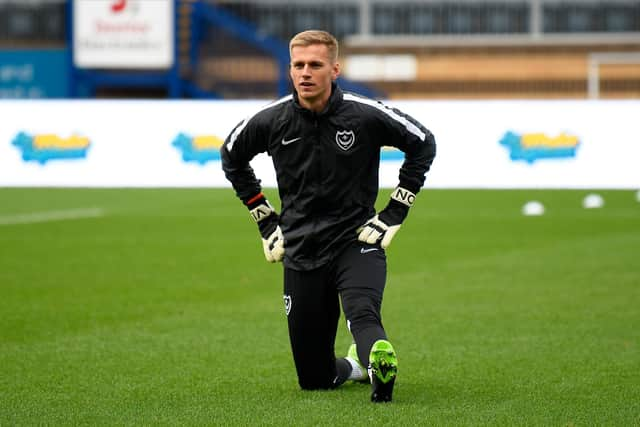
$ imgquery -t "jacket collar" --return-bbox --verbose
[292,82,342,116]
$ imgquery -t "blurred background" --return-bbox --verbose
[2,4,640,425]
[1,0,639,100]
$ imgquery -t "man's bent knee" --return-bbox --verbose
[298,377,334,390]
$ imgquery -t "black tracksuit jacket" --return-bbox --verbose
[221,84,436,271]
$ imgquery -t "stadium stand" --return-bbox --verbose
[0,0,639,99]
[342,42,640,99]
[208,0,640,99]
[0,0,66,47]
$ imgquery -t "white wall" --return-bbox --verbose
[1,99,638,188]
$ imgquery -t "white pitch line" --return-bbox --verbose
[0,208,105,226]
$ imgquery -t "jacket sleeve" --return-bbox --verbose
[376,104,436,194]
[221,114,269,204]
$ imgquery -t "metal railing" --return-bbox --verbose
[212,0,640,41]
[587,51,640,98]
[2,0,638,45]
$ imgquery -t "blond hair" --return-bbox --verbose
[289,30,339,63]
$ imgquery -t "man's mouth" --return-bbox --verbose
[299,82,314,87]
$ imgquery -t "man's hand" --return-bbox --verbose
[357,187,416,249]
[262,225,285,262]
[247,193,285,262]
[357,215,401,249]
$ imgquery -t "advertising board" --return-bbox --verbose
[1,100,638,189]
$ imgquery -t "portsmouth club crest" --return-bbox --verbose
[335,130,355,151]
[283,295,292,316]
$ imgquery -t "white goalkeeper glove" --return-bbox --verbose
[357,187,416,250]
[358,215,401,249]
[262,225,285,263]
[246,193,285,263]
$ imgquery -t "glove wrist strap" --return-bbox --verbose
[390,187,416,208]
[247,193,276,223]
[250,203,275,223]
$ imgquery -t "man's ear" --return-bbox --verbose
[332,62,341,81]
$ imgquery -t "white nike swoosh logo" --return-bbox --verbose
[360,248,379,254]
[282,137,302,145]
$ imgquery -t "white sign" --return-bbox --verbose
[0,100,639,189]
[344,55,418,81]
[73,0,174,69]
[393,100,640,189]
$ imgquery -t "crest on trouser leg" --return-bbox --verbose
[283,295,292,316]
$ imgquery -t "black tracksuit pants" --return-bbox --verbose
[283,241,388,390]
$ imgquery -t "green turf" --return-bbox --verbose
[1,188,639,425]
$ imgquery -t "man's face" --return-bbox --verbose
[290,44,339,110]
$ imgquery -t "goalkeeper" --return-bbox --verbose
[221,30,436,403]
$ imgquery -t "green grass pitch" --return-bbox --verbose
[1,188,639,425]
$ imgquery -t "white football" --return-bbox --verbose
[522,201,545,216]
[583,193,604,209]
